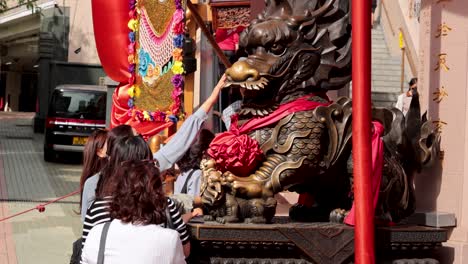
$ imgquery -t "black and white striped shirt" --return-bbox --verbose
[81,197,190,249]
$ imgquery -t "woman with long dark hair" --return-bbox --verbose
[78,129,108,216]
[81,160,185,263]
[71,129,109,264]
[175,129,215,196]
[81,136,190,257]
[80,125,135,221]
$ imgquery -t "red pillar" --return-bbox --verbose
[351,0,375,263]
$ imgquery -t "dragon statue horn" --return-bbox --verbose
[260,0,293,19]
[261,0,336,23]
[310,0,336,18]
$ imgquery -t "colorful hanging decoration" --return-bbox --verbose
[91,0,187,138]
[129,0,186,124]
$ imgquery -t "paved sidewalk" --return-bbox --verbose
[0,112,82,264]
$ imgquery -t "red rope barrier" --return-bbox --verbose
[0,189,80,222]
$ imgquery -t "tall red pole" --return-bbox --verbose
[352,0,375,263]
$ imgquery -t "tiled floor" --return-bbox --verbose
[0,113,82,264]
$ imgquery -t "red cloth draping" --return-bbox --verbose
[208,95,331,177]
[111,83,172,138]
[215,27,245,51]
[207,132,263,177]
[92,0,131,83]
[344,121,385,226]
[298,192,315,208]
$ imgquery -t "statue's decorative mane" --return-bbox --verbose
[253,0,352,91]
[226,0,351,117]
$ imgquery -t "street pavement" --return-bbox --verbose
[0,112,82,264]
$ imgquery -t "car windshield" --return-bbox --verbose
[49,89,106,120]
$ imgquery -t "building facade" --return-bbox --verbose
[0,0,106,132]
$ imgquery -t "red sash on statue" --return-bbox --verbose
[344,121,385,226]
[207,94,331,177]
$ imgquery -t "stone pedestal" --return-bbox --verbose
[188,217,448,264]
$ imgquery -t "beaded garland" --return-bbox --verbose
[127,0,186,124]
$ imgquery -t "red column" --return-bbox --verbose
[352,0,375,263]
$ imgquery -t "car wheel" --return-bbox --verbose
[44,148,56,162]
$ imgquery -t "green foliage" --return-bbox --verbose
[0,0,41,14]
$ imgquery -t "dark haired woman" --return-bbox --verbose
[81,160,185,264]
[78,129,108,217]
[81,136,190,257]
[174,129,215,196]
[80,125,136,221]
[71,129,109,264]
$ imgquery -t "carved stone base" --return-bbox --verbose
[188,217,448,264]
[391,259,439,264]
[209,257,313,264]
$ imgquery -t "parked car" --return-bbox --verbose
[44,85,107,162]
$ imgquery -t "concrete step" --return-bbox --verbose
[372,43,389,48]
[372,43,389,49]
[372,30,385,36]
[372,48,391,54]
[372,53,394,59]
[372,38,385,43]
[372,68,401,75]
[372,77,402,83]
[372,62,401,70]
[375,74,407,80]
[372,72,401,81]
[373,77,403,83]
[372,48,390,54]
[372,74,402,82]
[372,79,401,86]
[371,49,393,55]
[372,35,385,41]
[372,58,401,65]
[372,84,402,92]
[372,81,402,88]
[372,88,402,94]
[372,46,391,52]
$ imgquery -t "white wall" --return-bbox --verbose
[397,0,420,53]
[65,0,100,64]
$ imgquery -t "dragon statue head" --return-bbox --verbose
[225,0,351,117]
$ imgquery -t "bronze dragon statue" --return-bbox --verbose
[200,0,440,224]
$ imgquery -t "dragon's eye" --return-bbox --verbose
[270,43,286,55]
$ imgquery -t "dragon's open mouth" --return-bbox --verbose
[224,77,279,117]
[224,77,270,91]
